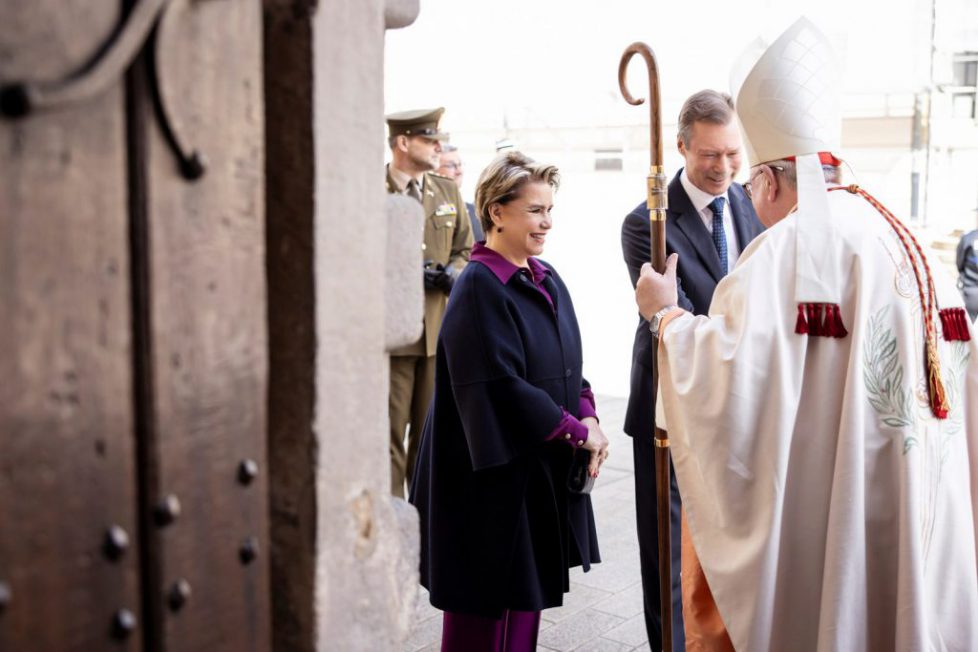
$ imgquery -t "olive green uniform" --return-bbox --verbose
[387,166,472,497]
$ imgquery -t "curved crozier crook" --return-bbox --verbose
[617,42,664,167]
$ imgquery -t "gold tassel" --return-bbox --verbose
[926,337,949,419]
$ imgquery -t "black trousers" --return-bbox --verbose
[632,432,684,651]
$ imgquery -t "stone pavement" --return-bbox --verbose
[405,394,656,652]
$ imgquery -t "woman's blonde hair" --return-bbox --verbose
[475,152,560,234]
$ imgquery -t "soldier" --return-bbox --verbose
[437,143,484,242]
[386,107,473,498]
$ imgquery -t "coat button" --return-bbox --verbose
[576,440,584,446]
[565,369,572,377]
[103,525,130,561]
[564,433,571,440]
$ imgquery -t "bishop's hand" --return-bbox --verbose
[636,253,679,321]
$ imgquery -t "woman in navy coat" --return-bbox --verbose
[410,151,610,651]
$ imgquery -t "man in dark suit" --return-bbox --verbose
[620,90,764,651]
[957,226,978,321]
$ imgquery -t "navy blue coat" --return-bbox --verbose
[410,258,599,617]
[621,170,764,438]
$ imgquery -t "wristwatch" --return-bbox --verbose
[649,304,678,338]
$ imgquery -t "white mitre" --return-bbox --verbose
[731,17,847,324]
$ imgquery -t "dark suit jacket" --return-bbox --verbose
[620,169,764,438]
[958,229,978,319]
[465,201,485,242]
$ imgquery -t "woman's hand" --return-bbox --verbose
[580,417,609,478]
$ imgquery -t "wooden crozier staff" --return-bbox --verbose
[618,43,672,652]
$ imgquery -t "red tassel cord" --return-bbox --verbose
[829,185,948,419]
[796,303,848,338]
[946,307,972,342]
[811,304,824,337]
[939,309,953,340]
[821,304,836,337]
[795,304,809,334]
[831,304,848,338]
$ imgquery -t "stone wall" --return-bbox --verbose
[265,0,423,649]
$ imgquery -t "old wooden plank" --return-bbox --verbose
[0,1,142,650]
[137,0,270,649]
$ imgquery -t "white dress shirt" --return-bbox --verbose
[680,169,741,273]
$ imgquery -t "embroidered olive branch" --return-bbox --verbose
[863,306,915,449]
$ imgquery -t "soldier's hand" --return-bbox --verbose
[432,266,457,295]
[423,266,441,290]
[423,262,456,295]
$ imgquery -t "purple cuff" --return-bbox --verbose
[578,388,597,421]
[545,409,589,448]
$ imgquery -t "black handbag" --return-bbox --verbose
[567,447,595,494]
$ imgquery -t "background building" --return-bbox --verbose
[387,0,978,395]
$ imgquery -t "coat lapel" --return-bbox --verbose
[670,171,724,282]
[541,273,560,314]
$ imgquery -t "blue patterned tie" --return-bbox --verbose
[709,197,728,276]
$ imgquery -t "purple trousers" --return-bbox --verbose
[441,609,541,652]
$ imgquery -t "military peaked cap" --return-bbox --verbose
[386,107,449,140]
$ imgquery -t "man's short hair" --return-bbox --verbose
[678,90,735,147]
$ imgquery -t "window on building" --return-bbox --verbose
[594,148,623,171]
[951,52,978,119]
[953,92,976,119]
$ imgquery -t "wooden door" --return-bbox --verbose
[0,0,269,649]
[0,1,142,648]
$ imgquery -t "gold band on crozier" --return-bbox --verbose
[654,438,670,448]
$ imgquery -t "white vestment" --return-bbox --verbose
[659,188,978,651]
